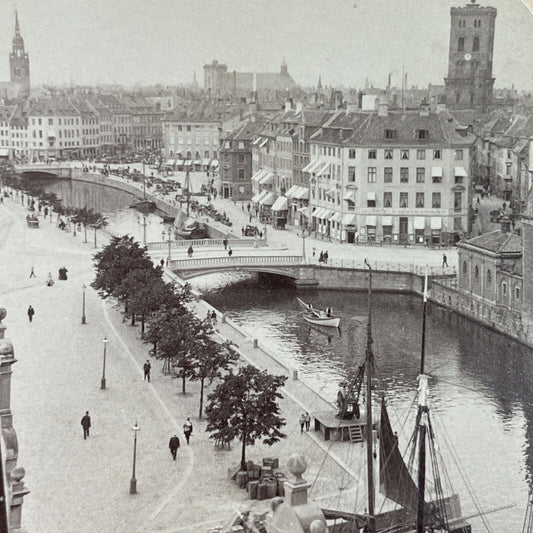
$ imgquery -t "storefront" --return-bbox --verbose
[342,214,357,243]
[271,196,288,229]
[258,191,275,224]
[430,217,442,245]
[413,216,425,244]
[365,215,376,243]
[313,207,332,236]
[382,216,393,244]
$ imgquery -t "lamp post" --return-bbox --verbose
[142,160,146,200]
[299,227,308,262]
[130,421,140,494]
[101,337,108,390]
[162,229,172,263]
[81,284,86,325]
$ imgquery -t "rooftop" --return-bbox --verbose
[460,229,522,255]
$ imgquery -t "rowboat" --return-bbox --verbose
[296,297,341,328]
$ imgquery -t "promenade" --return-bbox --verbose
[0,194,375,532]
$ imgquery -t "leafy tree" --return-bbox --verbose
[189,330,239,419]
[205,365,287,469]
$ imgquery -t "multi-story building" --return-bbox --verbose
[97,95,132,154]
[9,105,29,160]
[306,104,475,245]
[444,1,497,112]
[219,118,263,201]
[71,99,100,158]
[122,95,164,151]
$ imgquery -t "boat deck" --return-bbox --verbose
[313,409,367,443]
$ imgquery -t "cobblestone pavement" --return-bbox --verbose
[0,196,377,532]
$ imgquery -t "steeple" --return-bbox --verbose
[15,10,20,35]
[10,10,30,97]
[317,75,323,91]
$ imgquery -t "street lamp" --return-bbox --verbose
[81,284,87,325]
[101,337,108,390]
[161,229,172,263]
[130,421,140,494]
[299,227,308,262]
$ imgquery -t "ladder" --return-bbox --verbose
[349,425,363,443]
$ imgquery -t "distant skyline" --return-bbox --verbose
[0,0,532,90]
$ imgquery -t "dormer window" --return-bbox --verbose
[417,129,429,140]
[384,129,397,140]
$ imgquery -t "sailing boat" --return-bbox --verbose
[324,265,472,532]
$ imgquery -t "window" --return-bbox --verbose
[515,286,520,300]
[238,141,244,149]
[348,166,356,182]
[473,36,479,52]
[367,197,376,208]
[186,125,191,131]
[238,168,245,180]
[400,192,408,208]
[417,150,426,160]
[349,149,356,159]
[383,192,392,208]
[458,37,465,51]
[487,269,492,285]
[474,265,479,279]
[417,130,429,140]
[454,217,462,230]
[456,93,461,104]
[454,191,462,211]
[368,150,377,159]
[400,168,409,183]
[455,149,464,160]
[416,168,425,183]
[385,129,397,139]
[48,118,53,126]
[416,192,425,208]
[367,167,377,183]
[432,192,441,208]
[238,154,245,163]
[502,282,507,296]
[455,174,463,184]
[401,150,409,160]
[384,167,393,183]
[463,261,467,274]
[204,151,210,158]
[384,149,393,160]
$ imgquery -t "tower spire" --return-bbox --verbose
[15,10,20,35]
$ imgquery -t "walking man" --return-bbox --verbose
[300,413,306,434]
[228,248,233,257]
[81,411,91,439]
[27,305,35,323]
[183,417,193,444]
[187,245,194,257]
[169,434,180,460]
[211,310,217,323]
[29,266,36,278]
[442,254,448,268]
[305,412,311,431]
[223,237,228,250]
[143,360,151,382]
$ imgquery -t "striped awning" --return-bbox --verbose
[432,166,443,177]
[366,215,377,226]
[259,172,274,185]
[252,189,269,203]
[329,212,342,222]
[184,160,193,166]
[271,196,288,211]
[259,191,276,206]
[343,214,357,226]
[211,159,219,167]
[285,185,299,197]
[344,190,355,203]
[455,166,467,177]
[252,137,262,145]
[315,161,331,177]
[176,159,184,165]
[431,217,442,230]
[259,138,269,148]
[414,216,425,230]
[382,216,393,226]
[293,186,309,200]
[202,158,210,166]
[193,160,201,165]
[252,169,267,183]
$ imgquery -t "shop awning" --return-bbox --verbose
[202,158,211,166]
[315,161,331,177]
[430,217,442,230]
[252,169,266,183]
[344,190,356,203]
[294,186,309,200]
[455,166,467,177]
[271,196,288,211]
[312,207,323,218]
[302,159,323,173]
[0,148,9,156]
[184,160,193,166]
[193,160,201,165]
[211,160,219,167]
[366,215,377,226]
[176,159,184,165]
[382,216,393,226]
[166,158,174,165]
[259,172,274,185]
[431,166,443,178]
[414,216,426,230]
[252,137,262,145]
[329,212,342,222]
[325,188,336,197]
[297,207,308,216]
[259,191,276,206]
[319,209,332,220]
[252,189,269,203]
[285,185,299,197]
[343,214,357,226]
[367,191,376,201]
[259,138,269,148]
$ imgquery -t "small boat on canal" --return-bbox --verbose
[296,297,341,328]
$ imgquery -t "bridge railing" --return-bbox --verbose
[147,238,267,251]
[169,255,303,270]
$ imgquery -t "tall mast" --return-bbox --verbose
[417,272,429,533]
[364,260,375,533]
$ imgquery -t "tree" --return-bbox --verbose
[189,332,239,419]
[205,365,287,469]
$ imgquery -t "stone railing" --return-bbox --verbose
[169,255,303,270]
[147,237,267,251]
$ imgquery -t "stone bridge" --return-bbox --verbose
[14,164,72,179]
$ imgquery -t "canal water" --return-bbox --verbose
[42,178,530,530]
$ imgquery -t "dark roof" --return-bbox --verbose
[461,230,522,254]
[225,119,264,141]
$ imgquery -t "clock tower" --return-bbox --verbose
[444,0,496,112]
[9,11,30,98]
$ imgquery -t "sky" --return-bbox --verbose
[0,0,531,90]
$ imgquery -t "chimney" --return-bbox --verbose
[500,216,512,234]
[295,100,302,114]
[419,99,430,116]
[378,102,388,117]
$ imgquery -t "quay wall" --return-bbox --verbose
[70,170,235,239]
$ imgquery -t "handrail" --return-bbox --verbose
[147,237,267,250]
[169,255,303,268]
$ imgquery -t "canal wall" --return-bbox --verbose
[70,169,235,239]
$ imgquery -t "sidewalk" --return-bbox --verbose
[0,197,371,532]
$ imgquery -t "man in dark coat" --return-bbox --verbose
[81,411,91,439]
[183,418,193,445]
[27,305,35,322]
[143,360,151,382]
[169,434,180,460]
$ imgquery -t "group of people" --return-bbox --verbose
[314,249,329,264]
[299,412,311,433]
[206,309,217,325]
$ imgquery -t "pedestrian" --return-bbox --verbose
[27,305,35,322]
[476,196,480,205]
[206,310,212,324]
[160,258,164,268]
[228,248,233,257]
[442,254,448,268]
[183,418,193,444]
[169,434,180,460]
[502,202,507,211]
[211,310,217,323]
[305,412,311,431]
[46,272,54,287]
[312,247,316,258]
[29,266,36,278]
[318,251,324,263]
[143,360,151,382]
[241,202,245,211]
[81,411,91,439]
[223,237,228,250]
[187,245,194,257]
[324,251,329,264]
[249,213,252,223]
[241,227,245,236]
[247,203,251,213]
[299,413,306,434]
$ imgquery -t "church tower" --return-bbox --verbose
[444,0,496,112]
[9,11,30,97]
